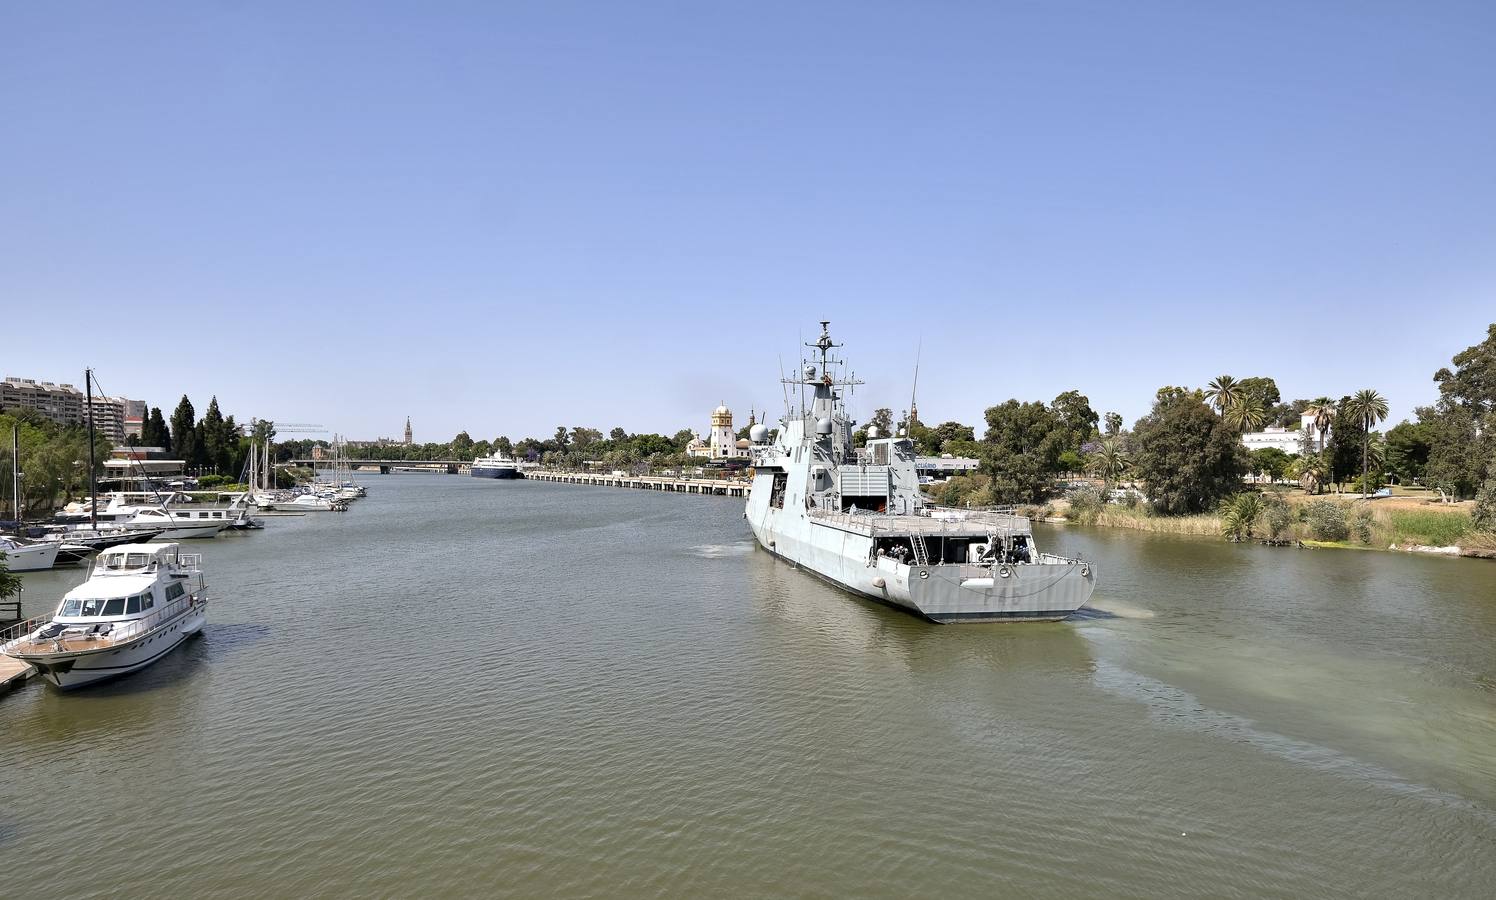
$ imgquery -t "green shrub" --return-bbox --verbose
[1304,500,1350,541]
[1067,486,1107,525]
[1351,505,1374,544]
[1220,492,1264,541]
[1263,495,1293,539]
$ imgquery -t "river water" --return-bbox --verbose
[3,475,1494,899]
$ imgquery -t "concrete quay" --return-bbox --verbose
[525,470,750,498]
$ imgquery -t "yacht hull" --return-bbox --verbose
[12,608,205,689]
[0,542,61,571]
[471,466,520,479]
[123,521,227,540]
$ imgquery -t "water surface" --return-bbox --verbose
[3,475,1493,898]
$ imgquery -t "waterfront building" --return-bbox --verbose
[686,405,752,460]
[102,446,187,484]
[1241,412,1325,455]
[1,376,138,445]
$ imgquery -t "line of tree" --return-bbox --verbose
[0,408,114,517]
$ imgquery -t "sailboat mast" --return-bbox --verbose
[10,424,19,522]
[85,368,98,530]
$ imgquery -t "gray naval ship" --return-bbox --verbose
[744,323,1097,623]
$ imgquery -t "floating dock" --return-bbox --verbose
[525,470,750,497]
[1,654,36,693]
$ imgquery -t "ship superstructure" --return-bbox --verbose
[744,323,1096,622]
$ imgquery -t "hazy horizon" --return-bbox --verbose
[5,2,1492,441]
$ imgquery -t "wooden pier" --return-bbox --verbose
[1,655,35,693]
[525,470,751,498]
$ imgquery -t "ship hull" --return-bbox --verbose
[747,478,1094,623]
[471,467,519,479]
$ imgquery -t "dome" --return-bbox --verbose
[749,424,769,443]
[714,404,730,416]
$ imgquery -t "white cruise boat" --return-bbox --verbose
[745,323,1096,623]
[1,543,207,688]
[471,453,520,479]
[0,536,61,572]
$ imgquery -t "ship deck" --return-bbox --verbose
[808,509,1032,537]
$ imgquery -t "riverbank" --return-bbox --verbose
[1047,494,1496,559]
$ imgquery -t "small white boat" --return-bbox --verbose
[283,493,347,512]
[1,543,207,689]
[0,536,61,572]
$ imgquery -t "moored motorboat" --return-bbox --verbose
[1,543,207,689]
[0,536,61,572]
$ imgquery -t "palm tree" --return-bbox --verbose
[1222,397,1267,433]
[1307,397,1336,453]
[1205,375,1240,415]
[1088,436,1130,491]
[1342,389,1389,497]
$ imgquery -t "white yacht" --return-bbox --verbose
[0,536,61,572]
[1,543,207,688]
[745,323,1097,623]
[103,496,232,539]
[471,453,520,479]
[283,493,347,512]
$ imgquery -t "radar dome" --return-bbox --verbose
[804,364,817,379]
[866,426,880,439]
[816,417,833,436]
[749,424,769,443]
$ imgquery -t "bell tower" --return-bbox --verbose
[404,416,413,445]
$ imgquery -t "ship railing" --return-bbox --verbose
[1,579,207,656]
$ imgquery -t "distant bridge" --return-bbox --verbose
[288,458,470,475]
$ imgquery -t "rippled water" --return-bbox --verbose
[3,476,1494,898]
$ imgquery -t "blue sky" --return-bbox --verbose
[3,1,1492,442]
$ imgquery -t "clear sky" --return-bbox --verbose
[3,1,1493,442]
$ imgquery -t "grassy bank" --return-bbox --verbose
[1052,493,1492,557]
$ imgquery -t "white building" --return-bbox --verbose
[686,405,752,460]
[1241,412,1329,455]
[1,376,136,445]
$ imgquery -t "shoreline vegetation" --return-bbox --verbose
[1028,490,1496,559]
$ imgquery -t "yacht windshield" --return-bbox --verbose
[59,598,83,616]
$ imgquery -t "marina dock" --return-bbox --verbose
[1,655,36,692]
[525,470,751,497]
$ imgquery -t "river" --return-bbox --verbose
[3,475,1493,898]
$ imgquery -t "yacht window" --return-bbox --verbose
[165,583,184,601]
[81,598,105,616]
[126,553,149,567]
[142,591,155,609]
[102,597,126,616]
[126,595,141,614]
[60,598,83,616]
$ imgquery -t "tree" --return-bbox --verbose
[1237,376,1282,409]
[1132,390,1249,514]
[1205,375,1241,415]
[570,427,603,450]
[199,396,231,474]
[143,406,170,451]
[978,400,1065,504]
[1307,397,1336,453]
[0,547,23,604]
[553,426,569,448]
[1222,397,1267,433]
[1051,390,1099,454]
[1419,404,1485,500]
[1249,447,1292,483]
[1433,323,1496,414]
[925,421,975,455]
[1103,412,1123,436]
[609,427,628,442]
[170,396,199,470]
[1342,389,1389,497]
[451,431,475,457]
[1384,420,1431,483]
[495,436,513,457]
[671,428,696,450]
[1473,452,1496,532]
[1088,436,1130,489]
